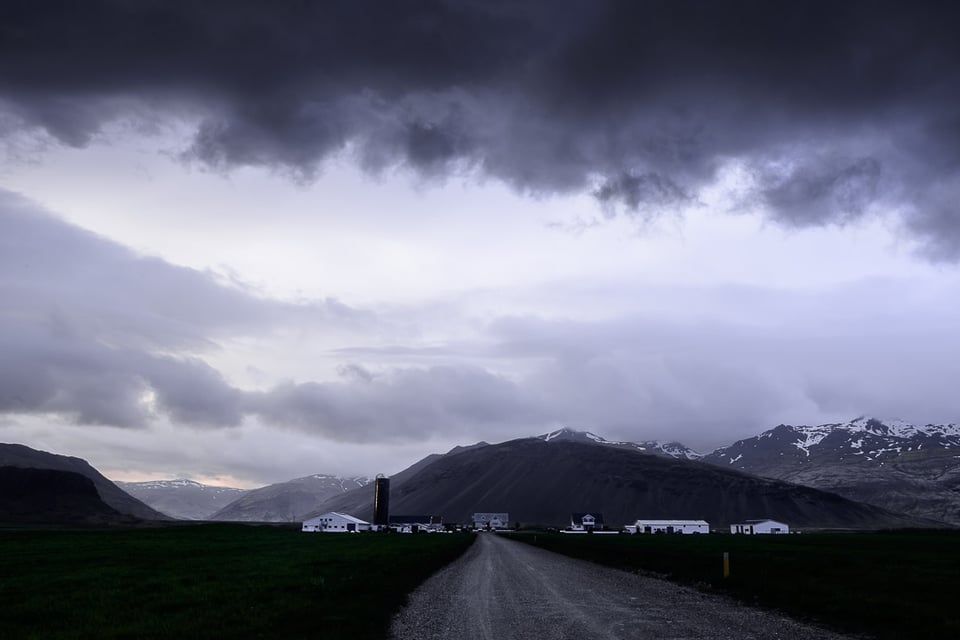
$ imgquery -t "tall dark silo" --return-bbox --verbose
[373,475,390,526]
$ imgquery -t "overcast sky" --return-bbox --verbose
[2,1,959,487]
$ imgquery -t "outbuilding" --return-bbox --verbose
[302,512,371,533]
[626,519,709,534]
[730,519,789,534]
[389,515,443,533]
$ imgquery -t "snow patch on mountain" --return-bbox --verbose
[536,427,703,460]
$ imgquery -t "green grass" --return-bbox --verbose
[0,524,474,639]
[504,530,960,639]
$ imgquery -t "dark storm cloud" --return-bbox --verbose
[0,190,362,427]
[2,1,959,253]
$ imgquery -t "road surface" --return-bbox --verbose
[391,532,851,640]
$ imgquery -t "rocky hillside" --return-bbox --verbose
[116,479,247,520]
[701,417,960,525]
[0,443,170,520]
[209,474,370,522]
[311,436,922,529]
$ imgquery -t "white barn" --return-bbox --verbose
[302,512,371,533]
[472,512,509,530]
[626,519,709,534]
[730,519,789,534]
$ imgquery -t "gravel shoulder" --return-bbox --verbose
[391,532,854,640]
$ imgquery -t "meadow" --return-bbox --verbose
[0,523,474,639]
[506,529,960,639]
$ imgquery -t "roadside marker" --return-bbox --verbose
[723,552,730,578]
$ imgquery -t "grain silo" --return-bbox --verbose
[373,474,390,526]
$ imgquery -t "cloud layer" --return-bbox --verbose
[2,1,959,255]
[5,190,960,449]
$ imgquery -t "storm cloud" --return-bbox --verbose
[2,1,959,255]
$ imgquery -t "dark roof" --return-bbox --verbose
[571,512,605,525]
[389,515,441,524]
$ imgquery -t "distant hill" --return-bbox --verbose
[0,443,170,521]
[310,435,924,529]
[116,479,247,520]
[0,466,134,525]
[701,417,960,525]
[209,474,371,522]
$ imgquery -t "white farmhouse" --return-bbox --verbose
[626,519,709,534]
[730,519,789,534]
[302,512,371,533]
[570,512,604,531]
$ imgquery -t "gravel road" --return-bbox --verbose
[391,532,852,640]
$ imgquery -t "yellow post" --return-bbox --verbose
[723,552,730,578]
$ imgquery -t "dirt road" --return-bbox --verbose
[391,532,850,640]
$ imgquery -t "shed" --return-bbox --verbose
[627,519,709,534]
[302,512,371,533]
[730,519,789,534]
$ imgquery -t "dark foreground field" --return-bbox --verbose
[0,524,474,639]
[506,530,960,640]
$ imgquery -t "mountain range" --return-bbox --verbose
[116,479,248,520]
[4,417,957,527]
[700,417,960,524]
[306,435,921,529]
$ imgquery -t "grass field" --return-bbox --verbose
[0,523,474,639]
[505,530,960,639]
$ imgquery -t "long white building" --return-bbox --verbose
[302,512,371,533]
[625,519,709,534]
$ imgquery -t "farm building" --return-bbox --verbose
[472,512,509,530]
[625,519,709,534]
[570,512,605,531]
[389,515,443,533]
[730,519,789,534]
[302,512,371,533]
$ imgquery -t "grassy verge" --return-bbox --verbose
[0,523,474,639]
[504,530,960,640]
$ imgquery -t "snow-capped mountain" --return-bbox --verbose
[116,479,248,520]
[536,427,704,460]
[701,417,960,525]
[209,474,372,523]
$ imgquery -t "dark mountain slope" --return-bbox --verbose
[0,443,170,520]
[0,466,133,524]
[305,445,482,521]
